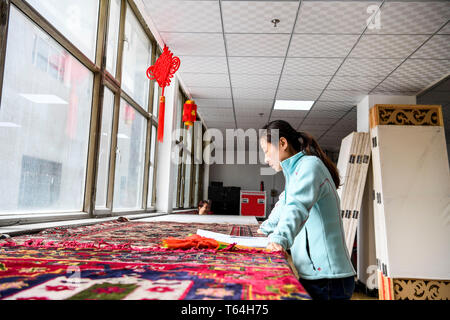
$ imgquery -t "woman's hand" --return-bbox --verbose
[266,242,287,258]
[257,228,265,235]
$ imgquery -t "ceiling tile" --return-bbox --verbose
[438,21,450,34]
[327,76,383,91]
[312,101,354,112]
[284,58,343,76]
[233,87,276,99]
[205,122,235,129]
[177,56,228,74]
[222,1,298,34]
[180,73,230,87]
[230,74,280,89]
[226,34,290,57]
[298,124,334,132]
[160,32,225,56]
[199,107,234,117]
[319,90,366,103]
[145,0,222,32]
[301,117,337,126]
[392,59,450,80]
[234,99,273,110]
[295,1,381,34]
[366,1,450,35]
[236,107,272,118]
[349,35,428,58]
[189,87,231,99]
[336,58,403,77]
[374,77,437,93]
[306,110,348,119]
[276,89,322,101]
[195,99,233,109]
[370,89,418,96]
[288,34,359,57]
[228,57,284,75]
[279,75,332,90]
[411,35,450,59]
[371,59,450,93]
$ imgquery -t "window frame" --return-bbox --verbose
[0,0,160,225]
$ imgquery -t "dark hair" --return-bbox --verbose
[261,120,340,189]
[198,200,210,208]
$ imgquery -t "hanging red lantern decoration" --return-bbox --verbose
[182,100,197,128]
[146,44,180,142]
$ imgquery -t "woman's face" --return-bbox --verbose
[199,203,210,215]
[260,137,282,172]
[260,136,293,172]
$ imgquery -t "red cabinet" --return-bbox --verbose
[240,191,266,217]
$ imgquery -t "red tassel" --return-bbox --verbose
[157,96,165,143]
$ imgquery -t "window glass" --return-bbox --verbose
[152,81,160,119]
[0,7,93,213]
[172,91,183,208]
[183,125,193,208]
[193,164,200,207]
[95,87,114,208]
[113,99,146,211]
[105,0,121,75]
[147,125,157,208]
[26,0,99,61]
[122,4,152,109]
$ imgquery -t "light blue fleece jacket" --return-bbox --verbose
[260,151,356,280]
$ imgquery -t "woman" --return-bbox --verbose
[258,120,355,300]
[197,200,212,215]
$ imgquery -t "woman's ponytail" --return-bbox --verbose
[297,131,340,189]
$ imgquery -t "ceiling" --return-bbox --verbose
[136,0,450,151]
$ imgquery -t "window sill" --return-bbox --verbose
[0,212,168,237]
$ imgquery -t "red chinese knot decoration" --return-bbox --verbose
[182,100,197,128]
[146,45,180,142]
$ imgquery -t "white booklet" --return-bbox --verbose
[196,229,269,248]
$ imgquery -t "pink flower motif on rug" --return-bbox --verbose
[46,285,75,291]
[17,297,50,300]
[147,286,174,293]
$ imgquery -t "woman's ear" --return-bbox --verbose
[279,137,288,151]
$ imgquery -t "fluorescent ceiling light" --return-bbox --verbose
[20,94,68,105]
[0,122,21,128]
[274,100,314,111]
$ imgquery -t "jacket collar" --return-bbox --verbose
[280,151,305,176]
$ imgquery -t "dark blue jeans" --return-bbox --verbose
[299,276,355,300]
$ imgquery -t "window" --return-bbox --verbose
[95,87,115,209]
[113,99,147,211]
[0,6,94,213]
[25,0,100,61]
[121,3,152,109]
[105,0,121,76]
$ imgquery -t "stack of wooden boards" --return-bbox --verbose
[337,132,371,256]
